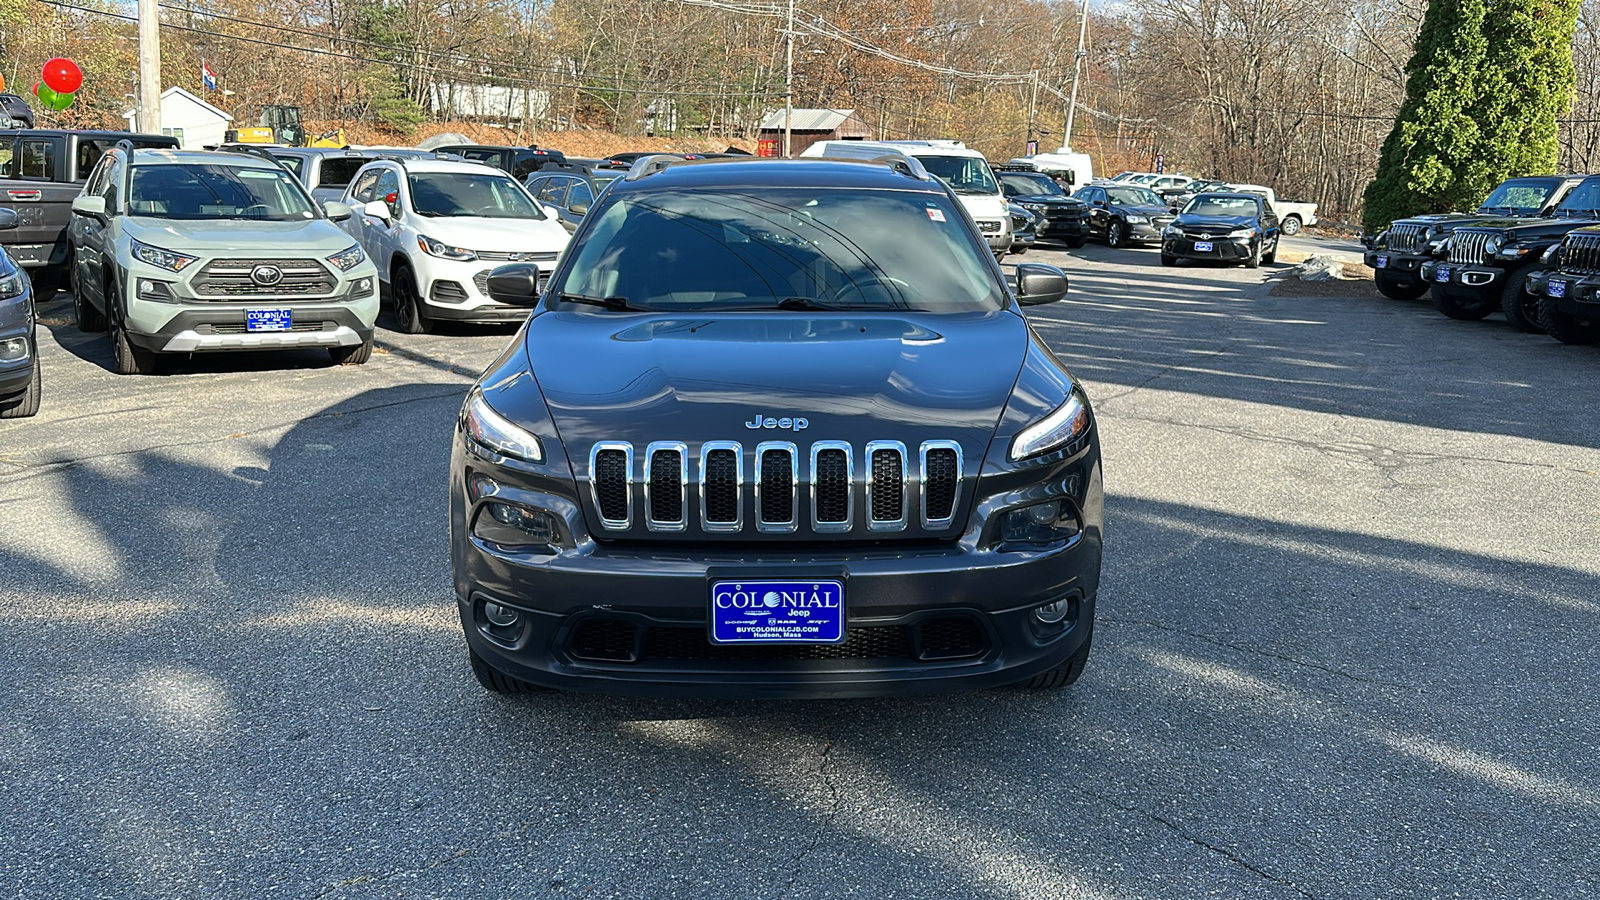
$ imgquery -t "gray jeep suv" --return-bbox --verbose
[451,156,1103,698]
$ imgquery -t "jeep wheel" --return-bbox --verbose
[0,342,40,419]
[1500,268,1545,334]
[1374,271,1430,302]
[1539,299,1600,345]
[330,337,374,366]
[1107,221,1125,248]
[1019,640,1092,689]
[108,282,160,376]
[1432,283,1495,321]
[468,646,544,694]
[1281,215,1302,236]
[392,265,432,335]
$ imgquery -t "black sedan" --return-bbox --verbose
[1160,193,1281,268]
[1072,184,1176,248]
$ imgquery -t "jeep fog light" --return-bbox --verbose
[0,337,29,362]
[1001,500,1082,545]
[483,602,520,627]
[1033,598,1073,624]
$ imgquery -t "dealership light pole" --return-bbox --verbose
[1062,0,1089,151]
[137,0,162,133]
[783,0,794,156]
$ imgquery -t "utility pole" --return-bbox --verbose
[1026,72,1039,153]
[783,0,794,156]
[138,0,161,133]
[1062,0,1090,152]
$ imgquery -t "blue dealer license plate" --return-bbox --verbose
[1435,266,1452,283]
[246,308,292,332]
[710,579,844,644]
[1547,279,1568,298]
[1376,254,1389,268]
[1193,241,1214,252]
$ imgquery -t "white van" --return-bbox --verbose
[1009,149,1094,192]
[802,139,1013,257]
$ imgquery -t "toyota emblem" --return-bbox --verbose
[1198,233,1211,240]
[251,264,284,286]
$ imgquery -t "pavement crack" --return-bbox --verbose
[1102,615,1407,688]
[784,735,842,891]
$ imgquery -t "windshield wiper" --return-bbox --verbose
[559,293,641,311]
[777,296,839,310]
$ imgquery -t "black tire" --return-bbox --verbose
[73,268,107,332]
[1281,215,1302,236]
[392,265,432,335]
[1245,240,1262,269]
[1066,237,1087,249]
[1374,272,1430,301]
[0,342,40,419]
[1019,639,1092,689]
[108,281,159,376]
[468,646,543,694]
[329,338,374,366]
[28,266,62,301]
[1262,237,1278,266]
[1499,268,1545,334]
[1011,245,1029,255]
[1432,283,1496,321]
[1539,299,1600,345]
[1160,253,1176,267]
[1107,221,1125,248]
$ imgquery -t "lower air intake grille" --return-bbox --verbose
[923,446,959,523]
[918,616,986,660]
[569,619,638,662]
[593,447,630,525]
[642,625,913,660]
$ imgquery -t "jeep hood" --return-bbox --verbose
[521,310,1028,463]
[1455,215,1600,237]
[123,218,357,254]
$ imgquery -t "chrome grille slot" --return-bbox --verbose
[866,440,907,531]
[644,442,686,531]
[699,442,743,532]
[920,441,962,528]
[589,443,632,530]
[755,442,798,532]
[192,258,337,297]
[1449,230,1492,265]
[1387,223,1426,254]
[1561,232,1600,275]
[810,441,853,532]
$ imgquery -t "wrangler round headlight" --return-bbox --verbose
[1485,234,1505,254]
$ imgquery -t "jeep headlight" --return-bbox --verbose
[131,239,199,273]
[326,244,366,272]
[1484,234,1505,254]
[463,388,542,462]
[1010,388,1091,461]
[1125,214,1149,224]
[418,235,477,261]
[0,270,26,300]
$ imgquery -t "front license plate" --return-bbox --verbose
[1193,241,1214,252]
[1435,266,1452,283]
[710,579,844,644]
[1547,279,1568,298]
[1376,254,1389,269]
[246,308,292,332]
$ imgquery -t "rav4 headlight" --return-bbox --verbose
[463,389,542,462]
[1010,388,1091,461]
[326,244,366,271]
[418,235,477,261]
[131,239,199,273]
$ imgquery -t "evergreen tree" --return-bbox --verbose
[1471,0,1581,185]
[1362,0,1490,232]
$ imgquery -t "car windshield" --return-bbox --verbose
[1481,180,1557,213]
[1106,187,1162,207]
[915,155,999,195]
[127,164,318,220]
[999,172,1066,197]
[556,188,1005,312]
[1553,180,1600,216]
[1183,196,1260,216]
[407,172,545,218]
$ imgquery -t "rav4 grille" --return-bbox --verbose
[586,440,964,537]
[192,258,338,297]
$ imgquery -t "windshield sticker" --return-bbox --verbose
[927,208,946,222]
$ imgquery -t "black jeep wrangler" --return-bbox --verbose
[1366,175,1581,303]
[1524,227,1600,345]
[1419,175,1600,332]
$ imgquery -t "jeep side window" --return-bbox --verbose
[17,138,55,180]
[511,153,541,181]
[0,138,13,178]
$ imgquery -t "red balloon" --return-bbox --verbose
[41,58,83,95]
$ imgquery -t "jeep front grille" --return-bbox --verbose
[1449,230,1493,265]
[588,440,964,536]
[1561,231,1600,275]
[1386,223,1426,254]
[192,258,338,298]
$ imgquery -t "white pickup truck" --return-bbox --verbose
[1225,184,1319,236]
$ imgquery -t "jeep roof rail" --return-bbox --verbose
[625,154,689,181]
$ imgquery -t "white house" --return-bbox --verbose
[123,87,233,149]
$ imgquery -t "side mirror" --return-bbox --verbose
[323,200,353,221]
[71,195,107,218]
[1015,263,1069,306]
[0,208,17,230]
[567,202,589,217]
[485,263,544,306]
[541,203,563,220]
[363,199,392,224]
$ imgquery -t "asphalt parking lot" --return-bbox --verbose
[3,238,1598,899]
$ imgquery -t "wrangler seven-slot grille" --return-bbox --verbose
[587,440,962,535]
[1386,223,1427,254]
[1449,230,1494,265]
[1561,231,1600,275]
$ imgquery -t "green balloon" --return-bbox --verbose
[35,82,74,110]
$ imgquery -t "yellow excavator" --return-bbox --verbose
[226,105,346,147]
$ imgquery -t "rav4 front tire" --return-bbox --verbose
[108,281,159,376]
[329,337,373,366]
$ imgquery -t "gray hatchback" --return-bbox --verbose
[0,207,40,418]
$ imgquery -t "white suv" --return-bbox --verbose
[340,158,571,333]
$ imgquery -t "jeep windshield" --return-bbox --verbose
[407,172,545,218]
[1478,179,1561,215]
[999,172,1068,198]
[915,156,1000,195]
[127,164,318,221]
[554,188,1006,312]
[1550,179,1600,217]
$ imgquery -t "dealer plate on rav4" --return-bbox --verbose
[1435,266,1452,283]
[246,308,292,332]
[710,580,844,644]
[1548,279,1568,298]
